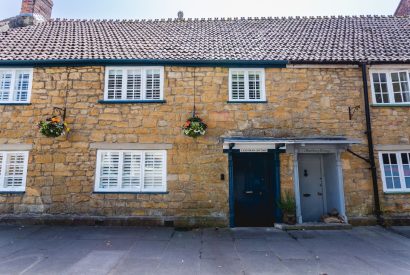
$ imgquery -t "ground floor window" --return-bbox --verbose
[94,150,167,193]
[0,151,29,192]
[379,152,410,193]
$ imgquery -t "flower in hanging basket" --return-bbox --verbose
[38,116,70,138]
[182,116,208,138]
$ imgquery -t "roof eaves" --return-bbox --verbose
[0,59,289,68]
[289,60,410,65]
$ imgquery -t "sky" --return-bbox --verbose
[0,0,402,20]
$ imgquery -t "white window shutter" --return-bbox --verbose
[231,71,245,100]
[145,69,161,100]
[4,153,25,188]
[122,152,142,190]
[107,69,123,100]
[14,71,31,102]
[126,69,142,100]
[248,71,261,100]
[0,72,12,101]
[143,152,165,191]
[99,152,120,189]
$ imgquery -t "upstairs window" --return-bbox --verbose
[379,152,410,193]
[371,70,410,104]
[95,150,167,193]
[104,67,164,101]
[229,69,266,102]
[0,69,33,104]
[0,151,29,192]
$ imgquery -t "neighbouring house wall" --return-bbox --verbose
[0,65,402,225]
[370,88,410,216]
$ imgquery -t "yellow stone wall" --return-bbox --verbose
[0,65,407,225]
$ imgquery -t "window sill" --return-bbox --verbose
[383,191,410,195]
[0,103,31,106]
[0,191,25,194]
[93,191,169,195]
[98,100,166,104]
[227,101,267,104]
[371,104,410,107]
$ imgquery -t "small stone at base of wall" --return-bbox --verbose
[348,216,378,226]
[0,214,228,228]
[381,216,410,226]
[348,216,410,226]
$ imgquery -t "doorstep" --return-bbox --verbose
[274,222,352,231]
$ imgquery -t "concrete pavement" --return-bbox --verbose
[0,225,409,274]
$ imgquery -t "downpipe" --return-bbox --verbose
[360,63,382,224]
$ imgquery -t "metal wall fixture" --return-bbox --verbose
[348,105,360,120]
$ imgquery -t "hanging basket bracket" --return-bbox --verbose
[53,107,66,121]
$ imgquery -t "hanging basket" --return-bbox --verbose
[38,116,70,138]
[182,116,208,138]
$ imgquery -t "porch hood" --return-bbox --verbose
[223,136,361,152]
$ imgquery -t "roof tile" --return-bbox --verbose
[0,16,409,63]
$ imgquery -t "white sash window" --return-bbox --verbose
[0,69,33,104]
[95,150,167,193]
[379,152,410,193]
[370,70,410,104]
[0,151,29,192]
[229,68,265,102]
[104,67,164,101]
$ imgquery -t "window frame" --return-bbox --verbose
[103,66,164,102]
[370,69,410,105]
[0,151,29,192]
[228,68,266,102]
[94,150,167,193]
[379,151,410,193]
[0,68,33,104]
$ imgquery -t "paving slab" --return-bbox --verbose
[0,225,409,274]
[391,226,410,238]
[63,250,126,275]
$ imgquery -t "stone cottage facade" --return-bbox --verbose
[0,0,409,227]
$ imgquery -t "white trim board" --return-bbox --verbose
[375,144,410,151]
[369,65,410,70]
[90,143,173,150]
[0,144,33,151]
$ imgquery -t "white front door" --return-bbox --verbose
[298,154,325,222]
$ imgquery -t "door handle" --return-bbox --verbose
[303,193,311,197]
[245,191,253,194]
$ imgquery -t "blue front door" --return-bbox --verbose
[233,153,276,227]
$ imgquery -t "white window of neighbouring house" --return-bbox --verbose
[0,151,29,192]
[0,69,33,104]
[229,69,266,102]
[379,152,410,193]
[104,67,164,101]
[370,70,410,104]
[95,150,167,193]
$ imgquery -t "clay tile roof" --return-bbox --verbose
[0,16,409,63]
